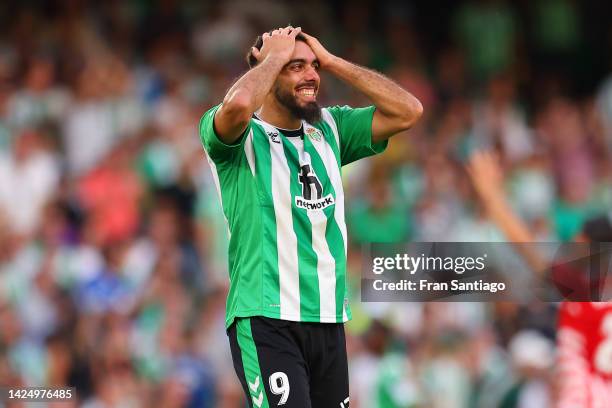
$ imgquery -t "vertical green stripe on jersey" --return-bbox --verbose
[252,127,280,318]
[236,319,270,408]
[303,137,347,321]
[282,140,321,319]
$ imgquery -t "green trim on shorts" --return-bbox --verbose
[236,318,270,408]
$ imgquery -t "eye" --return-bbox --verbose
[290,63,303,71]
[312,62,320,71]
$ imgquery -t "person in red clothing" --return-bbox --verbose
[467,151,612,408]
[557,301,612,407]
[78,141,143,245]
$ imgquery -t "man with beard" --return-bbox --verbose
[199,26,422,407]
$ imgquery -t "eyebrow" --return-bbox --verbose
[286,58,320,66]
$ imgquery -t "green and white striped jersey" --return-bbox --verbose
[200,104,387,328]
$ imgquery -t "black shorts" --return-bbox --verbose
[227,316,349,408]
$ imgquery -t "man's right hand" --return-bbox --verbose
[212,26,301,145]
[250,26,301,65]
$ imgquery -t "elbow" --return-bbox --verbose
[413,98,424,121]
[222,90,253,125]
[400,98,423,130]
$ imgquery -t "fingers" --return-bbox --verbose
[300,32,317,44]
[289,26,302,38]
[268,26,300,37]
[251,47,261,60]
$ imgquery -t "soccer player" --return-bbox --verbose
[199,26,422,407]
[467,151,612,408]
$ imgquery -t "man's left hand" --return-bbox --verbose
[301,32,336,68]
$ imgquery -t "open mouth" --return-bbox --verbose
[295,85,317,100]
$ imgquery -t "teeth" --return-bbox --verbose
[298,89,315,96]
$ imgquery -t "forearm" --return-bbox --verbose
[215,56,285,142]
[224,56,285,113]
[326,57,422,126]
[481,196,549,276]
[482,196,533,242]
[468,151,549,277]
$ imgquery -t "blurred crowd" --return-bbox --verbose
[0,0,611,407]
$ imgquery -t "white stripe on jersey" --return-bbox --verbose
[204,152,231,238]
[297,145,337,323]
[244,128,256,176]
[254,119,301,320]
[319,111,348,257]
[321,108,341,153]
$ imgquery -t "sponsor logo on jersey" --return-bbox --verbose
[295,194,335,210]
[296,164,335,210]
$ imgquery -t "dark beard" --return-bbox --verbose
[274,85,322,124]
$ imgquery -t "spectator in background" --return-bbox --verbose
[0,127,60,239]
[500,330,554,408]
[78,140,143,246]
[537,98,598,240]
[348,164,412,244]
[472,74,533,163]
[6,55,70,130]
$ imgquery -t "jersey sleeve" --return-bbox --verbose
[199,103,248,163]
[326,105,388,166]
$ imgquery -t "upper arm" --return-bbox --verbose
[199,104,248,162]
[325,105,388,166]
[371,99,423,143]
[371,110,409,143]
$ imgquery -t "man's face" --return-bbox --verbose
[273,41,321,123]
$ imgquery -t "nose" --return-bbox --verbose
[303,65,319,82]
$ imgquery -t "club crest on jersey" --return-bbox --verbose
[267,130,281,144]
[304,126,323,142]
[296,163,335,210]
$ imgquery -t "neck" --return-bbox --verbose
[258,96,302,130]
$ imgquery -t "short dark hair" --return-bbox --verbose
[246,31,307,69]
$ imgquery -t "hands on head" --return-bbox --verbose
[299,32,335,68]
[250,26,302,65]
[250,27,335,68]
